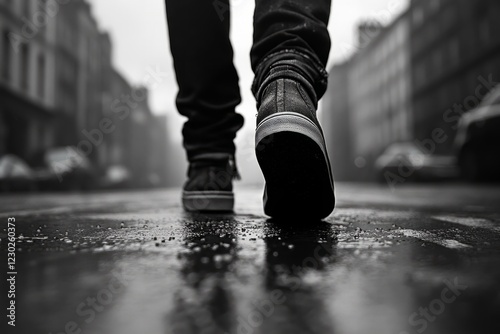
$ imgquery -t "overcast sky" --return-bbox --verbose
[87,0,409,183]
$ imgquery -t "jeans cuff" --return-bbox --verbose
[252,49,328,100]
[190,152,233,162]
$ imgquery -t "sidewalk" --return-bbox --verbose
[1,183,500,334]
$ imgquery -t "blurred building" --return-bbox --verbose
[0,0,108,161]
[0,0,170,189]
[0,0,57,160]
[149,114,170,187]
[55,0,112,165]
[127,86,159,188]
[320,60,356,181]
[323,13,412,180]
[410,0,500,154]
[349,14,413,178]
[96,69,170,188]
[323,0,500,181]
[102,69,133,171]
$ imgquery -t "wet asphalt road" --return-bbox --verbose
[1,183,500,334]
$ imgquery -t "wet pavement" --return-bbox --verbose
[1,183,500,334]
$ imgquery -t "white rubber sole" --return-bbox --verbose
[182,191,234,212]
[255,111,335,219]
[256,111,334,187]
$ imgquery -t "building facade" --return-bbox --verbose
[103,68,133,171]
[323,0,500,181]
[103,72,169,188]
[320,60,356,181]
[0,0,57,161]
[410,0,500,154]
[0,0,170,188]
[349,13,412,174]
[149,114,169,187]
[323,13,413,180]
[55,0,113,166]
[0,0,110,163]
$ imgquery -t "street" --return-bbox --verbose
[1,183,500,334]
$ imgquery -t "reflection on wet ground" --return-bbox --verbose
[1,184,500,334]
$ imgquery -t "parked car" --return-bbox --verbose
[0,155,36,192]
[375,142,458,183]
[33,147,96,191]
[454,86,500,181]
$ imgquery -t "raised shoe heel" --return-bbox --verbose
[255,112,335,219]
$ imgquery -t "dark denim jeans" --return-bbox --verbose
[165,0,331,162]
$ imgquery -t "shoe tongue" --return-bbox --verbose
[189,156,241,181]
[257,65,318,109]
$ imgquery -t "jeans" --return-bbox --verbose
[165,0,331,162]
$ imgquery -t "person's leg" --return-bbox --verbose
[251,0,331,99]
[165,0,244,212]
[165,0,244,163]
[251,0,335,219]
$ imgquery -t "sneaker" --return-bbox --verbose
[182,157,238,212]
[255,72,335,219]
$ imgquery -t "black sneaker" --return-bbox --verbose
[182,157,238,212]
[255,71,335,220]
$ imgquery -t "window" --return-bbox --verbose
[1,30,10,81]
[429,0,441,13]
[20,43,29,91]
[3,0,13,10]
[412,7,424,26]
[479,19,491,45]
[22,0,31,17]
[415,61,427,89]
[37,53,45,98]
[448,38,460,67]
[38,0,48,35]
[442,6,456,29]
[431,48,443,75]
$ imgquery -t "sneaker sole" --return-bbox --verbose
[182,191,234,212]
[255,112,335,219]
